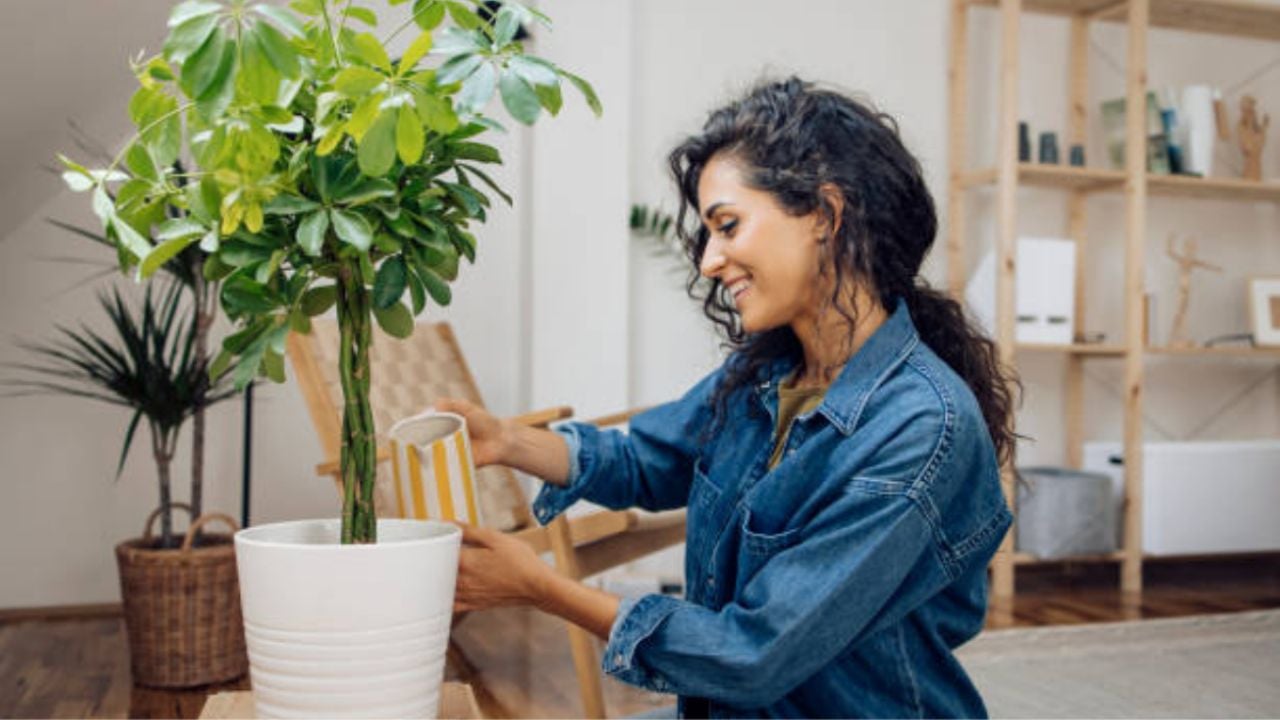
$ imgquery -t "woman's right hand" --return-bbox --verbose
[433,398,511,468]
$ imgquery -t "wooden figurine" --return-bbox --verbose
[1237,95,1269,181]
[1166,233,1223,348]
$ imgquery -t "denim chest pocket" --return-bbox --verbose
[739,506,803,557]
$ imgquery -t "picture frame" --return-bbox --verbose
[1247,276,1280,346]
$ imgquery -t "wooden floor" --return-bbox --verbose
[4,555,1280,719]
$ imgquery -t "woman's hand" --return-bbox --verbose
[433,397,512,468]
[453,522,550,613]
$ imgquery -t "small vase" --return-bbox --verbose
[235,519,461,719]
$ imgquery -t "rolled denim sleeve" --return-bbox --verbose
[599,488,954,708]
[531,366,725,526]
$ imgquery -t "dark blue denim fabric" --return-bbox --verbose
[533,300,1012,718]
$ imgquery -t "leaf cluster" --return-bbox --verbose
[60,0,600,389]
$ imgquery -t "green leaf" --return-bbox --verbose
[264,194,321,215]
[343,5,378,25]
[534,80,563,115]
[413,263,453,305]
[297,209,329,256]
[254,20,300,78]
[209,348,234,381]
[454,142,500,164]
[222,275,279,314]
[252,3,306,37]
[335,67,385,97]
[170,0,224,27]
[262,348,286,383]
[330,208,373,251]
[373,301,414,338]
[155,218,208,241]
[182,25,228,98]
[140,235,198,279]
[436,53,483,85]
[508,56,558,87]
[346,92,384,140]
[301,284,337,315]
[165,11,221,65]
[333,177,397,205]
[562,70,602,116]
[412,0,446,29]
[124,145,160,183]
[446,1,481,30]
[357,110,398,176]
[373,255,408,309]
[456,61,496,112]
[396,106,425,165]
[399,31,433,75]
[115,409,144,480]
[110,216,155,262]
[349,32,391,73]
[493,6,520,46]
[407,265,426,314]
[255,248,286,283]
[413,89,459,133]
[498,72,540,125]
[193,36,237,118]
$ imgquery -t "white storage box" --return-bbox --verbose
[1083,440,1280,556]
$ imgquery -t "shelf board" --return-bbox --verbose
[1016,342,1127,356]
[1014,343,1280,359]
[968,0,1280,42]
[962,164,1280,202]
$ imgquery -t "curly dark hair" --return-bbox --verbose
[669,76,1019,465]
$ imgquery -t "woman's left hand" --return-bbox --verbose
[453,522,550,613]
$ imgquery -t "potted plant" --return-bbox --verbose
[4,280,243,687]
[59,0,597,715]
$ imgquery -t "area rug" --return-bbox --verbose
[957,609,1280,718]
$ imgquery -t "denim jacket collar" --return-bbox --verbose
[754,298,919,437]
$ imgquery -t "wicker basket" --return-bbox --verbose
[115,503,248,688]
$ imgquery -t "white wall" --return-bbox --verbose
[3,1,1280,607]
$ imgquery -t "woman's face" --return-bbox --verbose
[697,154,827,334]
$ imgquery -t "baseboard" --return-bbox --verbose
[0,602,123,623]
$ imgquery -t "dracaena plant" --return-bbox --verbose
[59,0,599,544]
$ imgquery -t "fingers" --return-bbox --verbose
[451,520,503,548]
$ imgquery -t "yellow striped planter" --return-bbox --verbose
[388,411,481,526]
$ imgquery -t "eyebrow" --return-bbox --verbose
[702,201,732,221]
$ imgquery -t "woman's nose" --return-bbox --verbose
[700,239,726,279]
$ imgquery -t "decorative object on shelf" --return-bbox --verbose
[1038,132,1059,164]
[1069,144,1086,167]
[1074,331,1108,345]
[1247,276,1280,347]
[1102,92,1170,173]
[1181,85,1217,177]
[1157,89,1186,174]
[1236,95,1269,181]
[1166,234,1223,348]
[1019,121,1032,162]
[966,237,1075,345]
[1015,467,1118,560]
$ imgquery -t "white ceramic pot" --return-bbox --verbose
[234,519,461,719]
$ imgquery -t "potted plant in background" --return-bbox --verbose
[3,280,243,687]
[58,0,598,715]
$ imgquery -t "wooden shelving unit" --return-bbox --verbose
[947,0,1280,601]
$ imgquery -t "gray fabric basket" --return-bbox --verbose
[1015,466,1118,560]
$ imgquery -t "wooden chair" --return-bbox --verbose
[287,320,686,718]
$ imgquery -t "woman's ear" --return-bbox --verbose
[816,183,845,241]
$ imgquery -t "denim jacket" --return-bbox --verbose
[533,300,1012,718]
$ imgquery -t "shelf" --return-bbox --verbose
[1015,343,1280,359]
[968,0,1280,42]
[1017,342,1127,356]
[961,164,1280,202]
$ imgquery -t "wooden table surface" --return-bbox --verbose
[199,681,482,719]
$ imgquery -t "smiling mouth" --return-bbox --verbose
[726,277,753,300]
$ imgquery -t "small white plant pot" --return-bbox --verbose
[234,519,461,719]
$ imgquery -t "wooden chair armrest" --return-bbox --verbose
[584,406,653,427]
[510,509,681,556]
[315,445,392,478]
[511,405,574,429]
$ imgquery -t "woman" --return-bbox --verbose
[437,77,1016,718]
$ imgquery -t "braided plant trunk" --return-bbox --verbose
[337,258,379,544]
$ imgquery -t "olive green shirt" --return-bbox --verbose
[767,374,829,469]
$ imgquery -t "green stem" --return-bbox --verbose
[320,0,346,65]
[337,258,377,543]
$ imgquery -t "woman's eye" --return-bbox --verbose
[717,220,738,237]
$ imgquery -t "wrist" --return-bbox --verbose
[525,561,557,611]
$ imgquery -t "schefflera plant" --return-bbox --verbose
[60,0,599,544]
